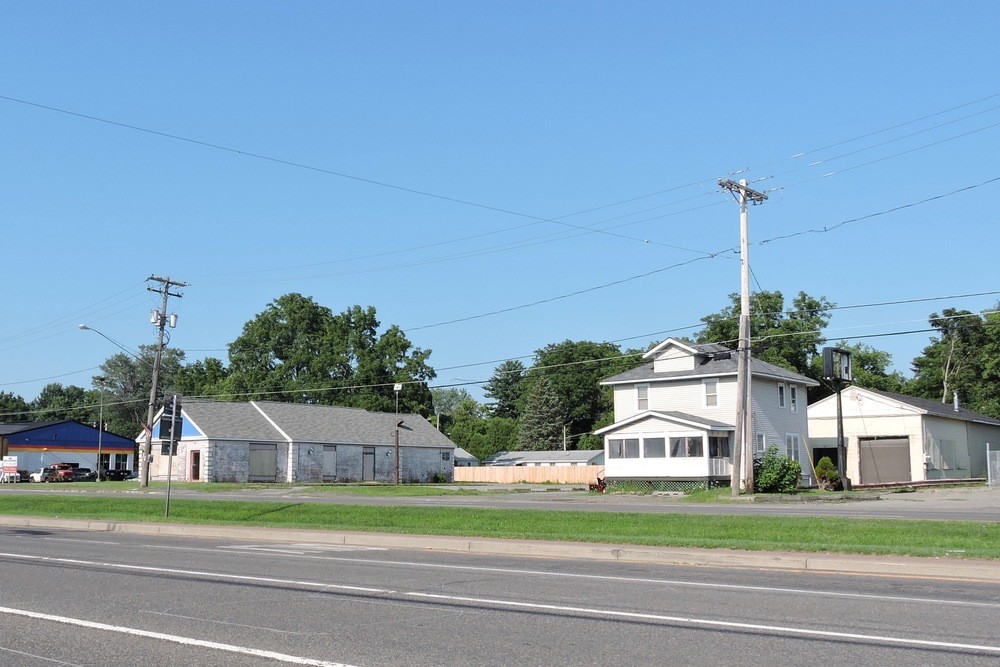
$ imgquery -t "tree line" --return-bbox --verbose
[1,291,997,463]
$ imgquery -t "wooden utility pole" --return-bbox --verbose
[141,275,187,488]
[718,179,767,496]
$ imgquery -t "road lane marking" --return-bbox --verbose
[3,551,997,654]
[406,592,1000,654]
[0,551,393,595]
[0,606,356,667]
[0,644,81,666]
[3,548,997,610]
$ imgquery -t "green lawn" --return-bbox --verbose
[2,494,997,560]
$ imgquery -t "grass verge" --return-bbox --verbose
[1,495,997,560]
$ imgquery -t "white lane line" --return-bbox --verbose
[216,552,1000,609]
[406,592,1000,654]
[5,546,996,610]
[0,551,393,595]
[0,606,355,667]
[0,644,81,666]
[4,551,996,654]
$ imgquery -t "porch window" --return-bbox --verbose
[778,384,786,408]
[636,384,649,411]
[609,438,640,459]
[703,379,718,407]
[670,436,703,458]
[644,437,666,458]
[709,436,730,458]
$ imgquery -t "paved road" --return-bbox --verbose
[1,525,998,666]
[3,483,998,521]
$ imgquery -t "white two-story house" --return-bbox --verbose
[595,338,818,489]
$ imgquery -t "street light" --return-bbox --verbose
[95,376,106,481]
[79,323,156,485]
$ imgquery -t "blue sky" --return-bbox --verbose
[2,2,998,405]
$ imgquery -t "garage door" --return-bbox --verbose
[859,437,910,484]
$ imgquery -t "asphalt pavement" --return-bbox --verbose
[2,483,998,583]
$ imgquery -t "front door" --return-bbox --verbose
[323,445,337,481]
[362,447,375,482]
[191,451,201,481]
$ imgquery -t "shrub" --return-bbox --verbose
[814,456,840,491]
[753,445,802,494]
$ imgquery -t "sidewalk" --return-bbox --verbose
[4,514,1000,584]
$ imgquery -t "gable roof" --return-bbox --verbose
[602,342,818,387]
[169,399,456,448]
[594,410,735,435]
[811,387,1000,426]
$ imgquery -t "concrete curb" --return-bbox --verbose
[4,515,999,583]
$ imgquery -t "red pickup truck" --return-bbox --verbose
[51,463,75,481]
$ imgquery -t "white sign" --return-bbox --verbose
[1,456,18,483]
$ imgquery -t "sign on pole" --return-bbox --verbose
[159,394,182,455]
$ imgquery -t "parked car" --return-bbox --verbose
[18,469,30,482]
[102,469,134,481]
[72,467,97,482]
[30,467,59,482]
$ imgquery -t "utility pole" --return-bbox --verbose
[718,179,767,497]
[141,275,187,488]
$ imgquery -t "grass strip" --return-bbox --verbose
[2,495,998,560]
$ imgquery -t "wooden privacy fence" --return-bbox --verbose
[454,465,604,485]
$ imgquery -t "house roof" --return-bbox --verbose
[602,340,818,387]
[453,446,478,462]
[483,450,603,465]
[0,421,65,436]
[180,401,285,442]
[1,420,136,450]
[171,399,456,448]
[594,410,735,435]
[812,387,1000,426]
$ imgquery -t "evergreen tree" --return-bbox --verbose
[483,359,526,419]
[517,376,565,451]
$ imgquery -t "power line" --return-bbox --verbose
[6,91,997,287]
[760,176,1000,245]
[404,255,722,332]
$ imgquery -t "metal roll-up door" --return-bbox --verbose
[859,437,910,484]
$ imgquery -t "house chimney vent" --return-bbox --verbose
[954,392,960,412]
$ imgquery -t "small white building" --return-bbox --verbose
[807,387,1000,485]
[596,338,817,489]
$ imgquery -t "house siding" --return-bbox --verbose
[924,416,973,479]
[652,348,696,373]
[614,376,738,423]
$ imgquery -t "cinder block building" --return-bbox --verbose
[145,399,457,484]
